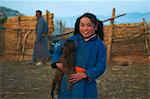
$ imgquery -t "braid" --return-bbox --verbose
[73,17,80,35]
[96,20,104,41]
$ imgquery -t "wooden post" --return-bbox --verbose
[20,30,32,61]
[16,16,22,55]
[0,26,5,61]
[46,10,49,23]
[106,8,115,66]
[45,10,51,51]
[45,10,49,35]
[60,20,63,34]
[142,18,150,59]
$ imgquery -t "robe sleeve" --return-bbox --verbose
[50,42,63,65]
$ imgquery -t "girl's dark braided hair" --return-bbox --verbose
[74,13,104,41]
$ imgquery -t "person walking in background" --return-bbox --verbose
[32,10,50,66]
[51,12,106,99]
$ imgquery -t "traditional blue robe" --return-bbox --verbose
[51,34,106,99]
[32,17,50,62]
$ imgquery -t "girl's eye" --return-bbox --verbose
[80,24,92,27]
[80,24,85,27]
[88,24,92,27]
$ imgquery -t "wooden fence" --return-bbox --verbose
[0,10,54,61]
[0,8,149,64]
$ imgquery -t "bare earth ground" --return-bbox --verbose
[0,59,149,99]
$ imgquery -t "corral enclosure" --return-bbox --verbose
[0,12,150,63]
[104,22,150,63]
[0,11,54,61]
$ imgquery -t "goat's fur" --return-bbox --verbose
[50,40,76,98]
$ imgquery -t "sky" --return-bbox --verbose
[0,0,150,17]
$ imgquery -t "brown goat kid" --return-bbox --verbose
[50,40,76,98]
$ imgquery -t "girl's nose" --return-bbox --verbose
[83,26,88,31]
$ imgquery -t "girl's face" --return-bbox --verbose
[79,17,96,39]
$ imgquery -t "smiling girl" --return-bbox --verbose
[51,13,106,99]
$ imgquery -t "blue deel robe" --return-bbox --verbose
[32,17,50,62]
[51,34,106,99]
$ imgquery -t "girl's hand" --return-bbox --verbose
[56,63,64,72]
[69,72,87,83]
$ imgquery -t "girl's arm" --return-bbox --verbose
[69,43,106,83]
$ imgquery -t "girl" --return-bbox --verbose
[51,13,106,99]
[74,13,104,41]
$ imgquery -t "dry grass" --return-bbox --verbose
[0,61,149,99]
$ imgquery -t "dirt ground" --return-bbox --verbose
[0,59,149,99]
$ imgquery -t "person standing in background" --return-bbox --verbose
[32,10,50,66]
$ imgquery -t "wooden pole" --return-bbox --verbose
[45,10,51,51]
[142,18,150,59]
[16,16,22,55]
[0,27,5,60]
[60,20,63,34]
[103,13,126,22]
[106,8,115,66]
[20,30,32,61]
[46,10,49,23]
